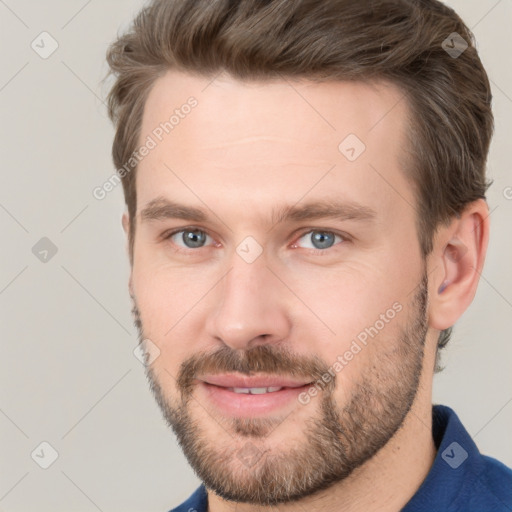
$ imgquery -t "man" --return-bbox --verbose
[105,0,512,510]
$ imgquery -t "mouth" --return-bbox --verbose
[196,374,314,417]
[225,386,286,394]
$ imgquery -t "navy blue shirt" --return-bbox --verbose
[169,405,512,511]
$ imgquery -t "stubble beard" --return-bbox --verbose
[132,272,428,506]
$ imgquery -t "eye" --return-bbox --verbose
[294,230,344,250]
[166,228,213,249]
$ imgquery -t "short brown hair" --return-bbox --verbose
[105,0,493,359]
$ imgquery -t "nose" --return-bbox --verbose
[206,255,292,351]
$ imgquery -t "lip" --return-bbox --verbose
[199,373,311,389]
[196,373,314,418]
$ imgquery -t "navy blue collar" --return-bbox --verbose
[402,404,511,511]
[402,404,478,509]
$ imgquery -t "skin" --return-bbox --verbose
[123,70,489,512]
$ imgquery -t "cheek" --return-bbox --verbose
[281,262,405,343]
[131,265,210,372]
[133,252,216,318]
[282,261,413,395]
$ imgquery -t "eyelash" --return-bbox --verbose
[162,226,350,255]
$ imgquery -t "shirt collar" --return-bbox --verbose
[402,404,485,511]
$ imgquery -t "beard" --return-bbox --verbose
[131,271,428,506]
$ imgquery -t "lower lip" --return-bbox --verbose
[197,381,311,417]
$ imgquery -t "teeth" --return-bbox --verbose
[230,386,283,394]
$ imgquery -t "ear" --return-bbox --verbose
[122,212,134,291]
[122,211,130,236]
[428,198,490,331]
[121,211,132,259]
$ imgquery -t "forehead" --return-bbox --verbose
[136,69,414,221]
[141,69,408,145]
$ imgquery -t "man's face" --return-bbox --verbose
[129,71,431,504]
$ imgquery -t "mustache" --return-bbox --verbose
[176,344,333,397]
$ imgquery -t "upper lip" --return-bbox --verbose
[198,373,312,389]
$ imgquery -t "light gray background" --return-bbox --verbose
[1,1,511,511]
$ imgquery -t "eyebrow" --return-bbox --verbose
[271,200,376,225]
[141,197,207,222]
[139,196,377,225]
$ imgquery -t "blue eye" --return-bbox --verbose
[169,229,211,249]
[296,230,342,250]
[164,228,345,253]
